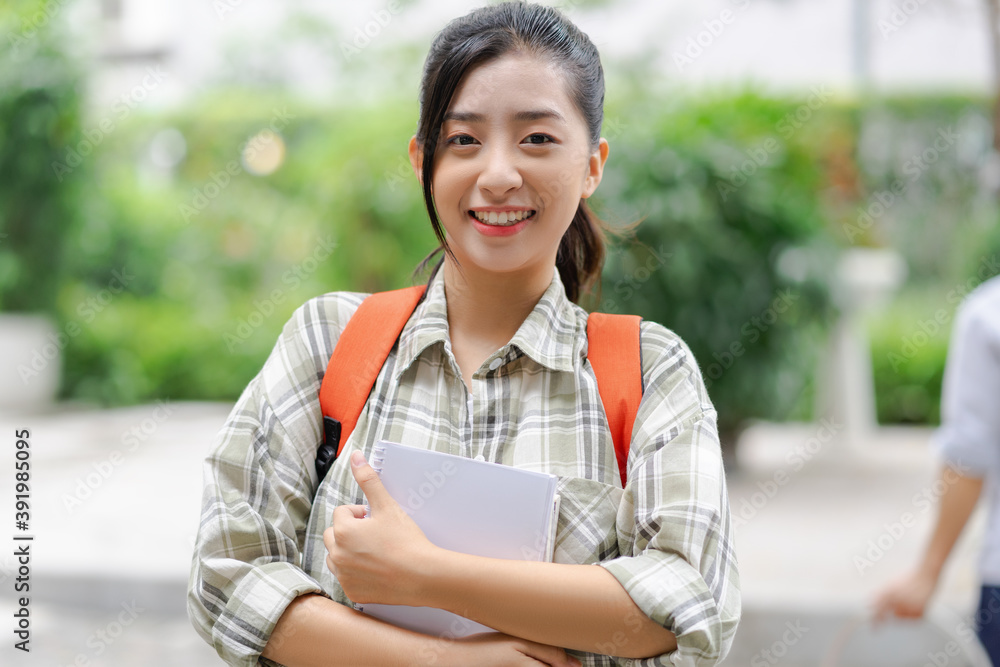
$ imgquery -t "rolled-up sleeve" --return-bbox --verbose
[598,322,741,666]
[187,299,339,666]
[932,291,1000,477]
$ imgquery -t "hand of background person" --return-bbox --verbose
[324,450,440,607]
[871,567,938,625]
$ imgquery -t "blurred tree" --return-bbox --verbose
[0,1,85,313]
[584,91,839,450]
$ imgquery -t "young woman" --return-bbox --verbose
[188,2,741,665]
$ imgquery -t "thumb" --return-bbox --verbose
[350,451,392,512]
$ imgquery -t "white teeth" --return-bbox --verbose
[472,210,534,226]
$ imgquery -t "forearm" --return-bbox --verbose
[917,465,984,579]
[262,593,456,667]
[420,551,677,659]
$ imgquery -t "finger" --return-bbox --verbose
[343,504,368,519]
[349,450,394,512]
[332,504,367,524]
[323,527,339,575]
[870,594,893,626]
[325,552,338,577]
[519,641,576,667]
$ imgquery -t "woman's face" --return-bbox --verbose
[410,53,608,282]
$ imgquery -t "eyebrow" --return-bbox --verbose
[442,109,566,124]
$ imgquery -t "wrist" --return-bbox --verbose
[407,542,451,608]
[916,556,945,584]
[413,546,461,612]
[414,632,464,667]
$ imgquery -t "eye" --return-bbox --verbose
[523,133,554,145]
[447,134,478,146]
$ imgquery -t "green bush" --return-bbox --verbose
[0,3,85,313]
[39,80,995,436]
[55,89,843,427]
[585,90,840,440]
[58,92,434,404]
[868,290,952,425]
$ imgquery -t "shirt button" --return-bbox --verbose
[474,454,486,461]
[488,358,503,371]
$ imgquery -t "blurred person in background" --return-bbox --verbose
[872,274,1000,665]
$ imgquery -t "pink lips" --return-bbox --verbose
[468,210,534,237]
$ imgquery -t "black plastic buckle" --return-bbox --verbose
[316,416,342,481]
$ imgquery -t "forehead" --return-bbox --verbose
[448,53,576,115]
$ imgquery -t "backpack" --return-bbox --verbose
[316,284,642,488]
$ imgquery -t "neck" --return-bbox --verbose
[441,258,554,349]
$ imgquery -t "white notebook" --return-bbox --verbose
[355,440,561,638]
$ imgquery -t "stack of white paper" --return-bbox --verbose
[355,440,561,637]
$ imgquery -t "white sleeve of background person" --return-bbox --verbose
[931,275,1000,586]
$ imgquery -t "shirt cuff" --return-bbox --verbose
[599,550,737,666]
[932,426,997,477]
[206,559,326,666]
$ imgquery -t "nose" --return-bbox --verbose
[477,145,522,197]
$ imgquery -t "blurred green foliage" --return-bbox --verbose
[6,9,997,433]
[0,3,84,312]
[56,91,432,404]
[868,294,950,426]
[584,90,842,439]
[47,89,847,429]
[853,96,1000,425]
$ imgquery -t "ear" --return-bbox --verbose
[408,136,424,188]
[581,138,609,199]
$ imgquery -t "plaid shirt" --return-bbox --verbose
[188,267,741,667]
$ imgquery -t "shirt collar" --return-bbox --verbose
[393,267,579,382]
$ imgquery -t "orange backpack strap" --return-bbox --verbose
[315,287,643,489]
[586,313,643,488]
[315,285,426,479]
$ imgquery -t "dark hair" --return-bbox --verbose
[411,0,611,303]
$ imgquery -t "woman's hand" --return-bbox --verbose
[443,633,582,667]
[324,450,439,606]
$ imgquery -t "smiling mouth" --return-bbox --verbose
[469,210,537,226]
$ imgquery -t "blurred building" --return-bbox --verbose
[72,0,991,114]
